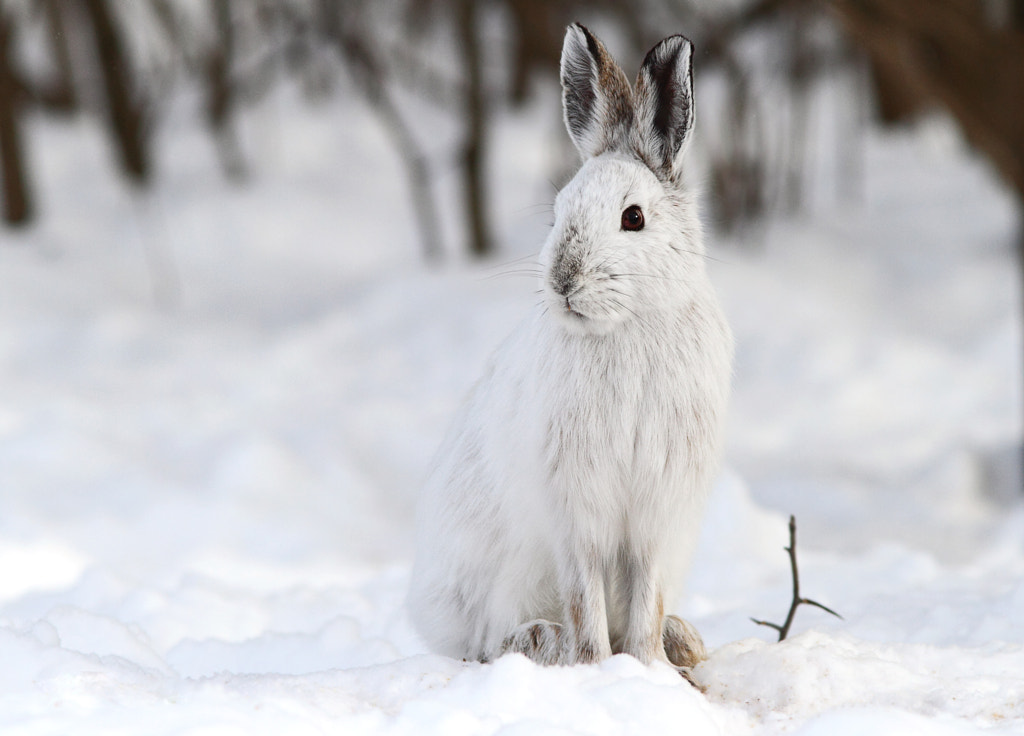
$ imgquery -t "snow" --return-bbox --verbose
[0,77,1022,734]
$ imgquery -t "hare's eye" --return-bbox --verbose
[621,205,644,232]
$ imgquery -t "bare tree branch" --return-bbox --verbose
[752,516,842,642]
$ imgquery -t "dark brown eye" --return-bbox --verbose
[621,205,644,231]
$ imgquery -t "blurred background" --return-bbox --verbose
[0,0,1022,574]
[1,1,1022,246]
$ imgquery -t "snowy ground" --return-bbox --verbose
[1,80,1023,735]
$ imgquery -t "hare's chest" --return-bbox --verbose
[538,341,705,494]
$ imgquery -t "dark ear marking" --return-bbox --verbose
[560,23,634,160]
[561,24,598,144]
[645,40,692,156]
[634,35,695,180]
[581,23,601,60]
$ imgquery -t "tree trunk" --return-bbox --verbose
[39,0,77,113]
[83,0,151,184]
[830,0,1024,203]
[333,4,444,262]
[456,0,493,258]
[0,12,32,226]
[830,0,1024,492]
[206,0,246,180]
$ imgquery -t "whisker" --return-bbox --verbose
[483,266,544,273]
[477,269,544,282]
[609,272,686,283]
[608,296,647,329]
[666,246,730,264]
[484,252,542,268]
[478,253,546,282]
[516,203,555,215]
[688,250,730,264]
[605,243,730,265]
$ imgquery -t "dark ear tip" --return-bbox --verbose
[659,33,694,49]
[642,34,694,68]
[566,22,588,44]
[566,22,602,60]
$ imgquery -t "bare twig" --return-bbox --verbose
[751,515,842,641]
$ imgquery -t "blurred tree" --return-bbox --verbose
[83,0,151,184]
[330,1,444,261]
[831,0,1024,234]
[358,0,653,257]
[826,0,1024,491]
[0,7,31,226]
[0,0,844,251]
[455,0,490,257]
[4,0,1018,267]
[36,0,77,113]
[205,0,246,180]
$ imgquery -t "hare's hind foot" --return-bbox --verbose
[663,614,706,669]
[500,619,564,665]
[663,615,706,690]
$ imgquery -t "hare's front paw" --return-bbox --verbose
[662,614,706,669]
[500,619,564,666]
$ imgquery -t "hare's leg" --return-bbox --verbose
[558,542,612,664]
[618,549,666,665]
[500,619,564,665]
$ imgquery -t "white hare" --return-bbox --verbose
[408,23,732,678]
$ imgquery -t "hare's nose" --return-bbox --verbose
[549,250,581,297]
[552,272,574,297]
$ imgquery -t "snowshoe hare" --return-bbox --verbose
[409,24,732,679]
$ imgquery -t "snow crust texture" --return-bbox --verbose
[0,89,1022,734]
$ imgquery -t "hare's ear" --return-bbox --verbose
[634,35,694,181]
[560,23,633,160]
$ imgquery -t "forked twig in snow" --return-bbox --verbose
[751,515,842,642]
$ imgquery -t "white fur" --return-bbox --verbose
[408,26,732,668]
